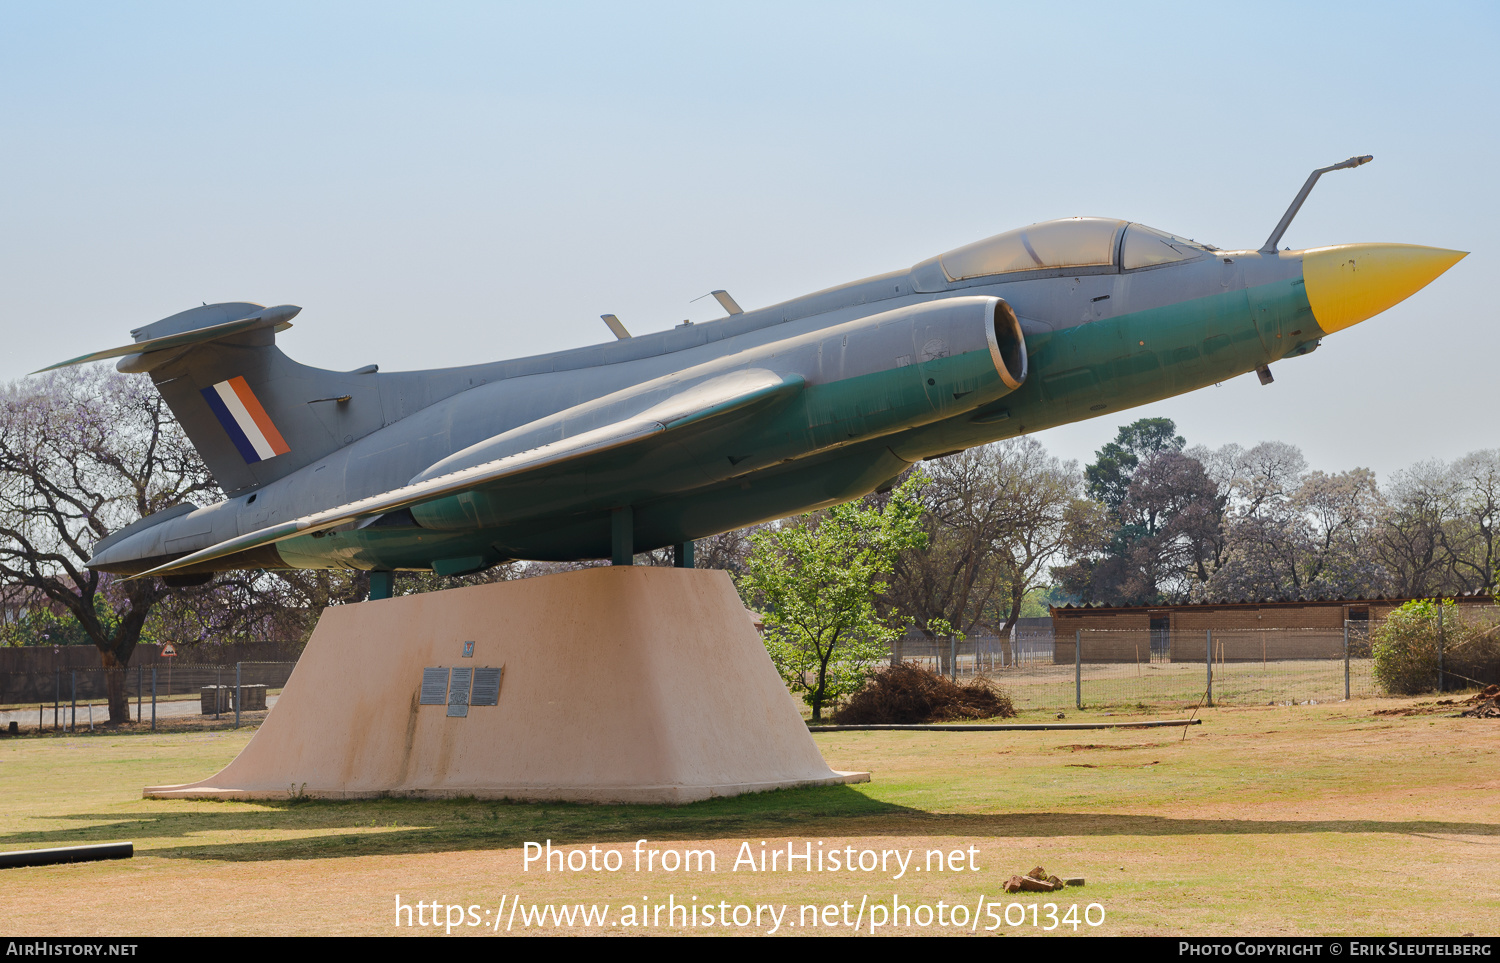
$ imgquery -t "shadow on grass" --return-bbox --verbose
[4,785,1497,862]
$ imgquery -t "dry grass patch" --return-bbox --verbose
[0,697,1494,936]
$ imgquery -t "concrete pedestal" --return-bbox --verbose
[145,567,867,804]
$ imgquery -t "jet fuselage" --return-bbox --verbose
[79,221,1463,579]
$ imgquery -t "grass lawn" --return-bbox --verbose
[0,697,1494,936]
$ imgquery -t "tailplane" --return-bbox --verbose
[42,302,390,495]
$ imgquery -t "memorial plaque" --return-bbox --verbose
[447,667,473,718]
[420,667,450,705]
[471,667,503,706]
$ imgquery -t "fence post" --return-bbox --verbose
[1206,630,1213,708]
[215,665,221,720]
[1350,624,1362,696]
[1436,603,1445,693]
[151,667,156,732]
[235,662,241,729]
[53,669,59,731]
[1075,629,1082,710]
[70,670,76,731]
[949,636,956,682]
[136,664,142,723]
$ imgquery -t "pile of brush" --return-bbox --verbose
[1460,684,1500,719]
[833,661,1015,725]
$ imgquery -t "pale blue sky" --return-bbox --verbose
[2,2,1494,479]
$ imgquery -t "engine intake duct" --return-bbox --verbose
[987,298,1028,390]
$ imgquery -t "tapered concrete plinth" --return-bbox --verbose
[145,567,867,804]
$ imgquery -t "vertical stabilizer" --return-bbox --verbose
[129,305,389,493]
[44,302,495,496]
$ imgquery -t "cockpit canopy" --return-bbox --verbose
[938,217,1214,282]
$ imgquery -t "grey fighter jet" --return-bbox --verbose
[46,157,1464,598]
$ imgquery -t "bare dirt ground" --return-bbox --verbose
[0,697,1494,937]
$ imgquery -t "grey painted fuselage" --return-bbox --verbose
[80,222,1368,578]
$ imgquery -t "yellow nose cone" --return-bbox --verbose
[1303,243,1466,334]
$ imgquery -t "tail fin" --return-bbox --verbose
[50,303,390,495]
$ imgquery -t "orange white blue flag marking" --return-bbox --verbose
[200,376,291,463]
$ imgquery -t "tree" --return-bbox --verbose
[1362,451,1500,600]
[976,439,1081,637]
[1058,438,1224,606]
[1084,417,1185,513]
[1188,441,1388,601]
[1196,441,1307,600]
[0,368,219,722]
[881,439,1080,644]
[685,527,760,577]
[1116,449,1227,601]
[1288,467,1384,596]
[1374,461,1457,598]
[1434,451,1500,594]
[1060,437,1500,607]
[738,473,928,721]
[90,567,363,652]
[1051,495,1115,603]
[881,455,1011,642]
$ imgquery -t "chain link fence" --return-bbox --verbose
[5,614,1486,732]
[890,621,1391,713]
[0,660,297,733]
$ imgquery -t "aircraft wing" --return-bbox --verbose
[133,369,803,578]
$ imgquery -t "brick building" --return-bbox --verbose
[1049,593,1496,664]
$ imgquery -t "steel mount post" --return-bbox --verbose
[1075,629,1082,710]
[1206,630,1213,708]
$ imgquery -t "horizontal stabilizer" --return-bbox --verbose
[34,304,300,373]
[134,369,803,578]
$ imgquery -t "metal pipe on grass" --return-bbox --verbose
[811,719,1205,732]
[0,842,133,869]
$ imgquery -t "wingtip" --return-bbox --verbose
[30,357,86,375]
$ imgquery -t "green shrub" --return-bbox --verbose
[1371,600,1498,695]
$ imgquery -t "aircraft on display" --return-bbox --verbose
[43,156,1465,597]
